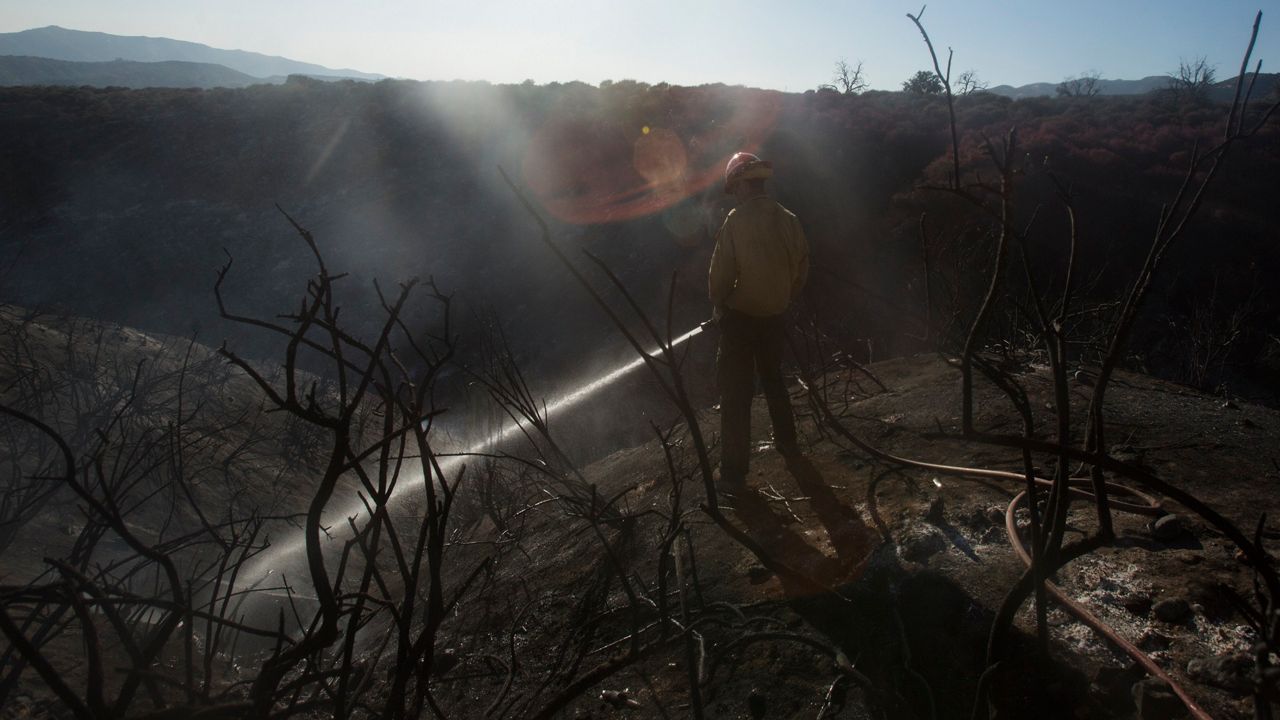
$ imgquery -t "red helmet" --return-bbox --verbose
[724,152,773,193]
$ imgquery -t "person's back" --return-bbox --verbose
[709,196,808,318]
[708,152,809,490]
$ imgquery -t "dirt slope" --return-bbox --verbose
[5,306,1279,718]
[462,352,1280,719]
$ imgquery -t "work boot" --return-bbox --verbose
[775,440,802,458]
[714,469,746,502]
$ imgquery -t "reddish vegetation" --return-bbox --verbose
[522,88,782,223]
[0,79,1275,396]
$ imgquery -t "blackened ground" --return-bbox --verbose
[440,351,1280,718]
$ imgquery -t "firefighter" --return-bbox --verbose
[709,152,809,490]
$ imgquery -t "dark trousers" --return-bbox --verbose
[717,310,797,484]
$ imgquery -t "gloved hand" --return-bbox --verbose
[711,305,724,324]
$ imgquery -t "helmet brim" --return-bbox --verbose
[724,163,773,193]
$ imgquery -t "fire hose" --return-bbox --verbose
[1003,488,1211,718]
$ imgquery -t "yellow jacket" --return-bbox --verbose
[708,197,809,317]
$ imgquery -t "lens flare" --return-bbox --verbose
[522,91,782,224]
[661,200,706,245]
[633,127,687,187]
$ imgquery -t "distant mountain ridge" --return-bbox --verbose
[988,73,1279,101]
[0,55,266,89]
[1,25,1276,98]
[0,26,381,82]
[988,75,1170,99]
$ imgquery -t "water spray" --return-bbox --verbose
[240,320,713,594]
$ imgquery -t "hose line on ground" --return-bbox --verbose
[795,376,1210,719]
[1002,490,1212,719]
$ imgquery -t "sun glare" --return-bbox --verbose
[521,91,782,224]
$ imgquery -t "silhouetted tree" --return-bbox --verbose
[902,69,944,94]
[1057,71,1102,97]
[831,59,868,94]
[955,69,988,95]
[1167,56,1217,103]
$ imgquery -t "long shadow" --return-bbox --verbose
[1115,532,1204,552]
[720,454,1097,719]
[726,488,846,586]
[930,515,981,562]
[784,454,880,573]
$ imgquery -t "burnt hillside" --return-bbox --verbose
[1,78,1277,399]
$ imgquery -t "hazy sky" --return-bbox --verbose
[3,0,1277,90]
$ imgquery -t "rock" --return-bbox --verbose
[979,526,1004,545]
[1137,630,1172,652]
[986,505,1006,526]
[963,506,989,530]
[1119,594,1153,616]
[1152,597,1192,623]
[1234,547,1272,566]
[1131,678,1187,719]
[600,688,641,709]
[432,648,457,676]
[897,527,946,563]
[1092,664,1142,709]
[7,696,32,717]
[1113,448,1143,466]
[1151,514,1188,543]
[1187,652,1254,695]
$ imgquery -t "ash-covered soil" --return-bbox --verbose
[4,306,1279,719]
[441,352,1280,719]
